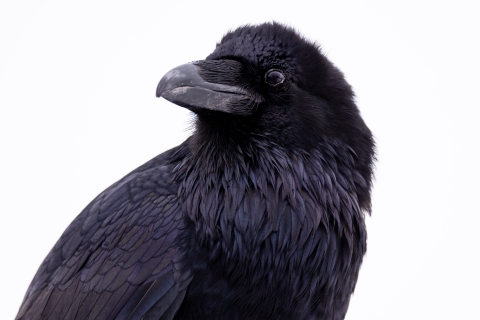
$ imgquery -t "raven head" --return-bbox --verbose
[157,22,371,150]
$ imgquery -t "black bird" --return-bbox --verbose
[16,22,375,320]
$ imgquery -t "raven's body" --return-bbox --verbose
[17,23,374,320]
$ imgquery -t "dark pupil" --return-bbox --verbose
[266,70,285,86]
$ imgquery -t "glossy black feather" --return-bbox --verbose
[16,145,192,320]
[17,22,375,320]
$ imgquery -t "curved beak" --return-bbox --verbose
[156,61,257,115]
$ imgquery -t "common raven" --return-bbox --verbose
[16,22,375,320]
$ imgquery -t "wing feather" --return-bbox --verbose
[16,145,191,320]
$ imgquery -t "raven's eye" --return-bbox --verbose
[265,69,285,87]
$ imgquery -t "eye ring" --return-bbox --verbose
[265,69,285,87]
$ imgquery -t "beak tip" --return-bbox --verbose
[156,82,163,98]
[156,86,168,99]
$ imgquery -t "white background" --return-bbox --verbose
[1,1,479,319]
